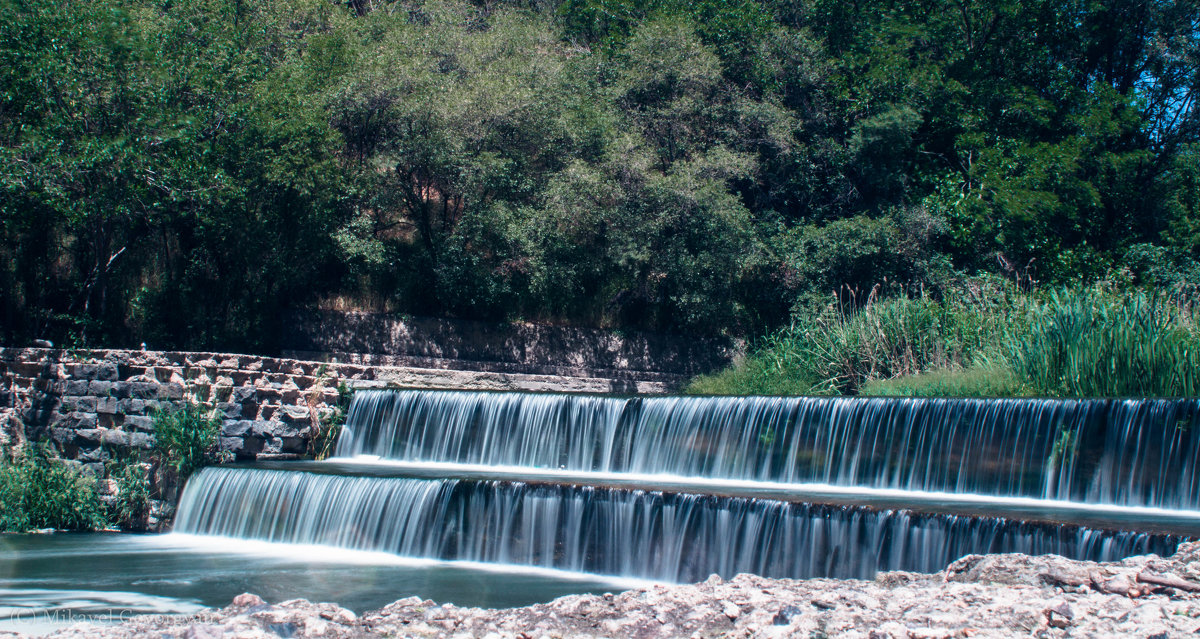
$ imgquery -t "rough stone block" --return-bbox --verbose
[190,383,212,402]
[279,437,306,454]
[66,412,99,429]
[125,415,154,432]
[97,397,119,415]
[128,432,154,449]
[221,420,255,437]
[76,447,107,463]
[74,428,104,444]
[96,362,119,381]
[219,436,245,454]
[119,398,146,414]
[216,402,243,419]
[236,436,265,459]
[261,437,282,454]
[158,383,184,400]
[230,372,260,387]
[64,380,90,395]
[231,386,256,403]
[131,382,160,400]
[65,396,98,413]
[100,429,130,447]
[89,380,116,396]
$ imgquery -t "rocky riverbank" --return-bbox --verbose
[19,543,1200,638]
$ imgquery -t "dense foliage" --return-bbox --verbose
[2,0,1198,350]
[152,404,222,483]
[0,405,224,533]
[0,446,107,531]
[687,281,1200,398]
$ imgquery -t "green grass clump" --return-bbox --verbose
[859,365,1028,397]
[1005,289,1200,397]
[688,281,1200,398]
[0,448,107,532]
[153,404,222,483]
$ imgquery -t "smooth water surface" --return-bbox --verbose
[0,532,632,634]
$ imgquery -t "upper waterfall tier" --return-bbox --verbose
[336,390,1200,508]
[174,467,1181,583]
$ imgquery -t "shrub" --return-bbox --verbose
[0,447,107,532]
[106,455,152,530]
[152,404,222,483]
[687,280,1200,398]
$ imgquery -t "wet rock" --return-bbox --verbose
[231,593,266,609]
[772,604,802,625]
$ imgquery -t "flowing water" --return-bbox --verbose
[0,533,629,634]
[9,389,1198,631]
[338,390,1200,508]
[175,466,1182,583]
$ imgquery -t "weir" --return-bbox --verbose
[172,389,1200,583]
[338,391,1200,508]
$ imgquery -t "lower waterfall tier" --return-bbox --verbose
[174,467,1183,583]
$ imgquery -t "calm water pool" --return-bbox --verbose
[0,532,639,634]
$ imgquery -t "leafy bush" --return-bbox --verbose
[0,447,107,532]
[689,277,1025,396]
[152,405,222,483]
[106,455,152,530]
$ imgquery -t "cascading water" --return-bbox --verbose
[176,467,1180,583]
[337,390,1200,508]
[170,389,1200,585]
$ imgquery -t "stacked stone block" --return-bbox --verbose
[0,348,358,472]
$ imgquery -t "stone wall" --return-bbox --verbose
[0,348,358,471]
[282,310,742,380]
[0,346,680,472]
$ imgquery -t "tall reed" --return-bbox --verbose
[687,281,1200,398]
[1006,289,1200,397]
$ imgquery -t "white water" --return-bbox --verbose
[168,390,1198,584]
[175,466,1182,583]
[337,391,1200,509]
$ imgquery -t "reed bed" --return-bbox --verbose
[687,282,1200,398]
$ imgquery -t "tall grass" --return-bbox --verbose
[0,447,107,532]
[1005,289,1200,397]
[687,281,1200,398]
[153,405,222,483]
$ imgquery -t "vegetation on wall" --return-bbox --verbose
[0,446,107,532]
[0,403,226,533]
[1,0,1196,354]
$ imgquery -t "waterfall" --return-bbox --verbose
[169,389,1199,584]
[176,467,1181,583]
[337,390,1200,509]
